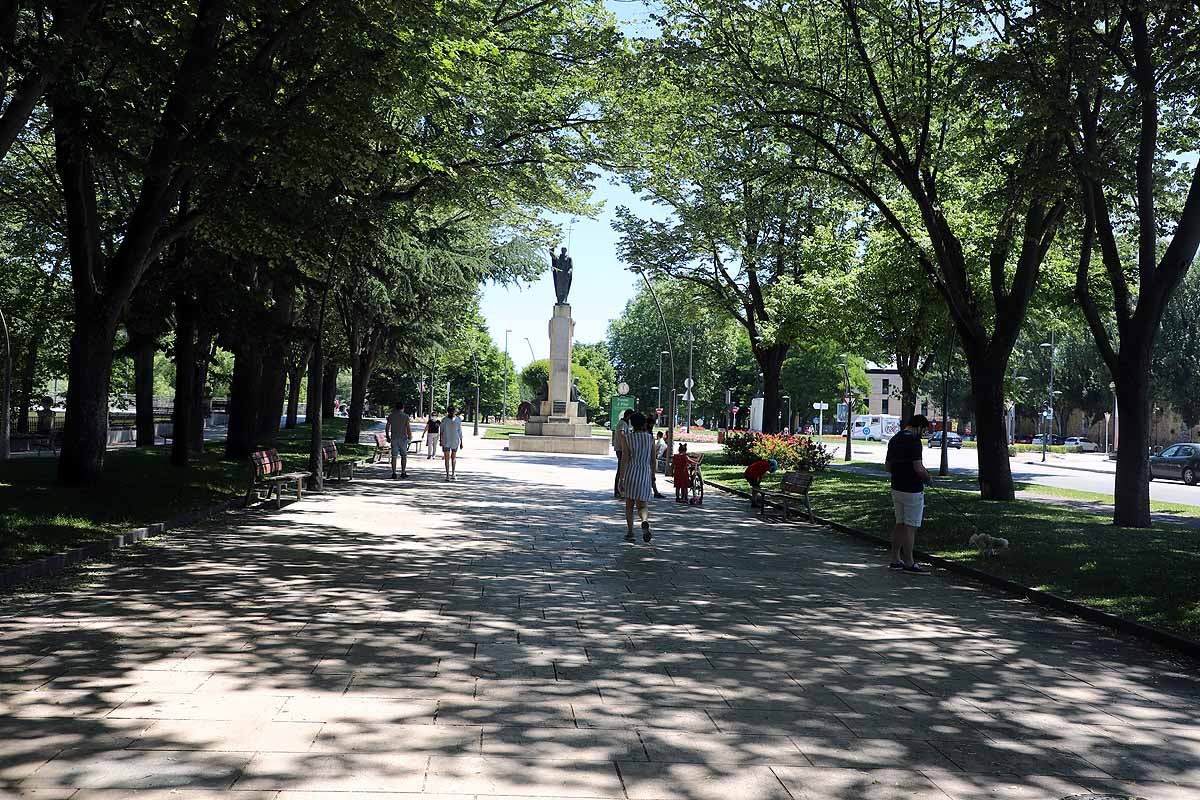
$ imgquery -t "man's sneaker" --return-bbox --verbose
[624,532,635,543]
[902,563,929,574]
[391,472,397,479]
[888,561,905,570]
[400,472,408,478]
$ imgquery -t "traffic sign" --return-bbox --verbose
[655,407,663,416]
[813,402,829,410]
[682,390,695,403]
[683,377,694,388]
[1042,410,1053,419]
[617,381,630,396]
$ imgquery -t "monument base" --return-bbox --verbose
[507,434,611,455]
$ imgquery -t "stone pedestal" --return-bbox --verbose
[508,303,610,456]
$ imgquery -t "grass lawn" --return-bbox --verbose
[701,452,1200,640]
[0,421,374,569]
[482,422,609,440]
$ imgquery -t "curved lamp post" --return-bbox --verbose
[1,305,10,461]
[631,267,676,462]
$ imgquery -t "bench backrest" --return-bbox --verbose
[250,449,284,478]
[321,440,338,461]
[780,471,814,494]
[374,432,387,446]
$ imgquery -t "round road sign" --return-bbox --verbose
[617,382,630,396]
[683,377,694,388]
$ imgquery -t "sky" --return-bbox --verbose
[477,0,660,371]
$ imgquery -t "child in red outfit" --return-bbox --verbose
[744,458,778,507]
[672,443,695,503]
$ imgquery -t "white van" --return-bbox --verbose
[851,414,901,442]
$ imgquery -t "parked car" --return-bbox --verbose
[1064,436,1099,452]
[1013,434,1034,444]
[1031,434,1066,446]
[927,431,962,449]
[1149,443,1200,486]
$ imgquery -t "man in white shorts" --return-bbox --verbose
[385,402,412,479]
[884,414,932,573]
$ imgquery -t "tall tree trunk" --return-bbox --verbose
[308,339,324,486]
[57,309,118,484]
[190,323,213,453]
[345,352,374,445]
[304,349,318,425]
[224,343,262,460]
[1113,345,1153,528]
[133,336,156,447]
[256,355,286,441]
[322,362,336,421]
[753,343,788,434]
[967,360,1015,501]
[171,296,196,467]
[16,340,38,434]
[285,356,304,429]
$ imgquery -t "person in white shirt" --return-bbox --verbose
[439,405,464,481]
[385,402,412,479]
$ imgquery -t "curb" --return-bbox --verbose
[704,478,1200,661]
[0,497,243,591]
[1015,457,1116,478]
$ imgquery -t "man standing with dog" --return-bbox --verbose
[884,414,933,573]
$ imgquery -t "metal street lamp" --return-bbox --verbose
[502,329,512,423]
[657,349,667,423]
[524,337,536,362]
[841,355,853,462]
[1040,332,1056,462]
[1109,381,1118,454]
[472,354,480,437]
[1009,376,1028,444]
[782,395,791,433]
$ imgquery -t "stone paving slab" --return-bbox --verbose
[2,437,1199,798]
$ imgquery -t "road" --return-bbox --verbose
[839,440,1200,507]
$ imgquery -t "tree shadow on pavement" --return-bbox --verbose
[0,446,1198,799]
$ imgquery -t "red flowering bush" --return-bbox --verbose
[751,434,833,473]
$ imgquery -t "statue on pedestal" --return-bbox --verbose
[551,246,573,305]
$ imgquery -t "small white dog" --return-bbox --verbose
[969,533,1010,556]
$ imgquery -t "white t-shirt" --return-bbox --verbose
[440,415,463,450]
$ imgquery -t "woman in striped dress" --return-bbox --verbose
[623,411,655,543]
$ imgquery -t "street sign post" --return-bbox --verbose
[812,402,829,439]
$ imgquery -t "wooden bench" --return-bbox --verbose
[321,440,361,482]
[759,471,815,522]
[372,432,420,463]
[246,449,311,508]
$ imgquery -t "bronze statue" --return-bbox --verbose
[550,246,573,304]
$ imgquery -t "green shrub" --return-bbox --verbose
[722,430,761,465]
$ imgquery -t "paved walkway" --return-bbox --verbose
[2,439,1199,799]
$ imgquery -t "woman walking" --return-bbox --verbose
[439,405,464,481]
[622,411,655,543]
[425,413,440,458]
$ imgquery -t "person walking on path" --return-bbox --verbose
[649,422,665,499]
[622,412,655,542]
[385,402,412,479]
[425,413,440,459]
[884,414,933,573]
[612,408,633,499]
[439,405,464,481]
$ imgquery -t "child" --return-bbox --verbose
[672,443,693,503]
[744,458,779,507]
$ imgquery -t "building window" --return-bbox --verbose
[882,378,890,395]
[882,399,889,415]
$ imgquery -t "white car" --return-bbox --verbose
[1064,436,1099,452]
